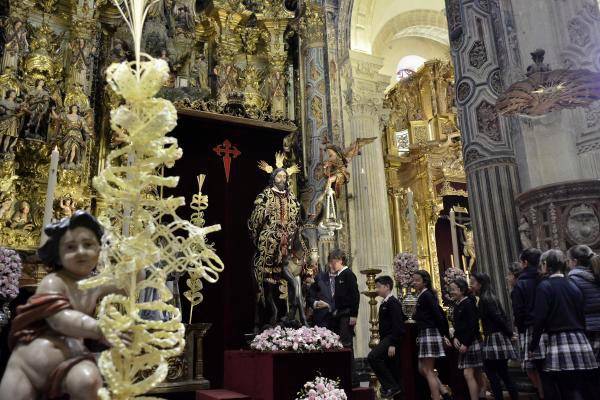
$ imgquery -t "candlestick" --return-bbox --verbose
[407,188,418,255]
[449,208,460,270]
[40,146,59,245]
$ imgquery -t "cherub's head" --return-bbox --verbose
[20,200,30,213]
[38,211,103,276]
[70,104,79,114]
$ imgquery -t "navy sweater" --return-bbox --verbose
[529,275,586,352]
[378,296,407,346]
[479,295,513,337]
[511,266,539,332]
[452,296,481,346]
[414,289,449,337]
[569,266,600,333]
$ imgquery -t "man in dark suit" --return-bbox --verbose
[328,249,360,349]
[368,275,406,398]
[307,265,336,328]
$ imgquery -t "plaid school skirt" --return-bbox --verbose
[543,331,598,372]
[587,331,600,362]
[520,327,549,367]
[417,328,446,359]
[458,339,484,369]
[483,332,518,361]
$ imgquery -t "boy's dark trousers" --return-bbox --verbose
[367,336,401,391]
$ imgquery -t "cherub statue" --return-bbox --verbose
[0,211,128,400]
[8,200,34,231]
[322,136,377,196]
[58,195,76,219]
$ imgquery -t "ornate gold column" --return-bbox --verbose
[263,8,293,118]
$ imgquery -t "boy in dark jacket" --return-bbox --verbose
[367,275,406,398]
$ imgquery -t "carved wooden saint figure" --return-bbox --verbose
[248,153,300,329]
[0,89,25,154]
[23,79,52,139]
[322,137,377,197]
[52,105,93,167]
[68,38,96,92]
[0,19,29,74]
[8,200,33,231]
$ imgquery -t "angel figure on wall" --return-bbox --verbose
[8,200,34,231]
[322,136,377,197]
[52,104,93,168]
[68,38,96,92]
[0,89,25,154]
[0,19,29,74]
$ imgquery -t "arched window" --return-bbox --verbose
[396,55,426,80]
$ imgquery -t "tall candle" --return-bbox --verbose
[407,188,418,255]
[40,146,59,245]
[449,208,460,270]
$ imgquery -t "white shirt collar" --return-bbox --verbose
[382,293,394,303]
[417,288,427,299]
[456,296,467,305]
[336,266,348,276]
[550,273,564,278]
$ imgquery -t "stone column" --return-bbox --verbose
[445,0,522,308]
[346,51,394,357]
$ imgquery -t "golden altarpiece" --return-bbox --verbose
[0,0,300,391]
[383,60,473,295]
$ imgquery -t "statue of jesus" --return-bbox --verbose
[248,153,300,331]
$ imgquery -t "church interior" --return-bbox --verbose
[0,0,600,399]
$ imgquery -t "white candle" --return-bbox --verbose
[449,208,460,270]
[407,188,418,255]
[40,146,59,245]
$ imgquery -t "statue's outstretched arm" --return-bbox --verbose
[46,309,103,340]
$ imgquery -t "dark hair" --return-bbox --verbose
[38,210,104,270]
[268,168,288,190]
[414,269,434,291]
[541,249,566,274]
[451,277,469,296]
[375,275,394,291]
[471,272,498,305]
[520,248,542,268]
[567,245,594,268]
[590,255,600,282]
[507,262,521,278]
[328,248,347,264]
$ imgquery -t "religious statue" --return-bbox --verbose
[173,3,194,32]
[248,152,301,330]
[58,195,76,219]
[0,19,29,74]
[322,137,377,197]
[109,39,129,64]
[51,105,93,167]
[455,222,476,273]
[0,211,129,400]
[518,216,533,249]
[8,200,33,231]
[68,38,96,92]
[23,79,52,139]
[196,51,209,90]
[0,89,25,154]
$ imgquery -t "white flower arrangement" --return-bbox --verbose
[295,376,347,400]
[250,326,343,352]
[393,252,419,289]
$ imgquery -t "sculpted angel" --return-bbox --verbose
[1,19,28,74]
[322,137,377,196]
[51,105,93,167]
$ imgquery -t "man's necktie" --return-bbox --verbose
[330,274,336,298]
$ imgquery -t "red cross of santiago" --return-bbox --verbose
[213,139,241,183]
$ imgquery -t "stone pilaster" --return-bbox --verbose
[346,51,394,357]
[445,0,522,308]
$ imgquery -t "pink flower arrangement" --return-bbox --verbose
[250,326,344,352]
[0,248,22,300]
[393,252,419,289]
[295,376,347,400]
[443,267,467,302]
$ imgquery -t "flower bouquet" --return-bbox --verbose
[295,376,347,400]
[250,326,343,352]
[0,247,22,300]
[393,252,419,291]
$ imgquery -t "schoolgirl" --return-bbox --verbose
[449,278,483,400]
[529,249,598,399]
[413,270,452,400]
[470,272,519,400]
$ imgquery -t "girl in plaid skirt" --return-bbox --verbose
[450,278,483,400]
[413,270,453,400]
[470,273,519,400]
[529,249,598,399]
